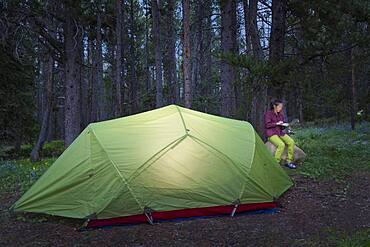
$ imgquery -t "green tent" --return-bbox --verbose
[13,105,292,223]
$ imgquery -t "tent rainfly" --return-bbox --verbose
[13,105,293,228]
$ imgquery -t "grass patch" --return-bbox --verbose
[0,158,55,193]
[293,122,370,181]
[328,228,370,247]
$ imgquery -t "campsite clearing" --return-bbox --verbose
[1,123,369,246]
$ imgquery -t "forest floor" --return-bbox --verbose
[1,123,369,246]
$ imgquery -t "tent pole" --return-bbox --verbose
[231,199,240,217]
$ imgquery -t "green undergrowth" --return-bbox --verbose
[327,228,370,247]
[287,228,370,247]
[293,122,370,181]
[0,140,64,160]
[0,158,55,193]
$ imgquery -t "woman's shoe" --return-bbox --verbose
[285,162,297,169]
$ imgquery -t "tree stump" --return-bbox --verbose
[265,141,306,164]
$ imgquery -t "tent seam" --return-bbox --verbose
[89,128,145,213]
[239,125,274,199]
[175,105,188,134]
[127,134,188,183]
[190,131,274,199]
[99,134,188,215]
[239,124,256,199]
[87,125,98,213]
[188,134,247,176]
[249,123,257,176]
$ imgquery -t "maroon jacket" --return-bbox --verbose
[264,110,286,137]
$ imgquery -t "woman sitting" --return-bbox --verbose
[264,99,297,169]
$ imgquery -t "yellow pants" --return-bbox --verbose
[268,134,295,163]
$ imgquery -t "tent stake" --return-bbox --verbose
[144,207,154,225]
[144,212,154,225]
[231,199,240,217]
[231,204,239,217]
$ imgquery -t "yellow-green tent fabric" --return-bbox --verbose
[13,105,292,221]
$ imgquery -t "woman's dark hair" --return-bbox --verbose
[270,99,283,110]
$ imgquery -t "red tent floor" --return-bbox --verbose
[85,202,277,228]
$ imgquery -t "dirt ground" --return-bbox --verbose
[1,172,369,247]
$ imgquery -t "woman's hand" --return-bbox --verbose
[276,121,284,125]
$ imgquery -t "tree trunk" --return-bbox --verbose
[37,59,46,125]
[106,28,115,119]
[182,0,192,108]
[129,0,138,113]
[31,55,53,162]
[95,10,107,120]
[88,35,95,122]
[183,0,192,108]
[246,0,267,136]
[114,0,124,117]
[144,0,152,105]
[242,0,252,54]
[164,0,178,105]
[269,0,287,98]
[56,49,65,141]
[247,0,263,58]
[64,6,81,147]
[297,81,304,123]
[270,0,287,62]
[350,47,357,130]
[79,28,87,129]
[367,77,370,118]
[202,0,213,112]
[191,0,205,107]
[220,0,237,117]
[151,0,163,108]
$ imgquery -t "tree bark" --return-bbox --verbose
[191,0,205,107]
[144,0,152,104]
[37,59,46,125]
[201,0,213,112]
[55,43,65,141]
[245,0,267,136]
[151,0,163,108]
[367,77,370,118]
[79,27,87,129]
[269,0,287,98]
[129,0,139,113]
[270,0,287,62]
[220,0,237,117]
[297,81,304,123]
[88,34,95,122]
[247,0,263,58]
[242,0,252,54]
[114,0,124,117]
[164,0,178,104]
[350,47,357,130]
[64,5,81,147]
[95,9,107,120]
[31,55,53,162]
[183,0,191,108]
